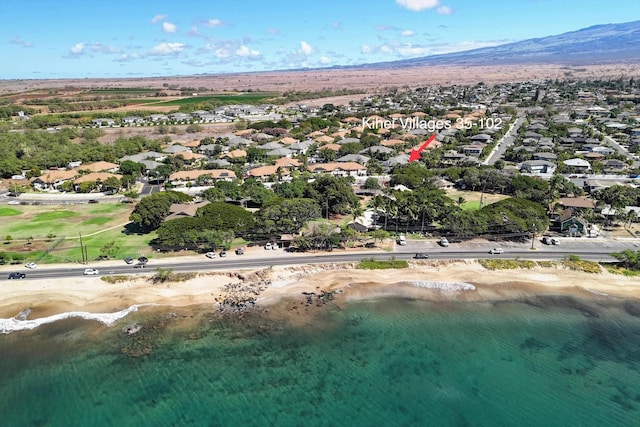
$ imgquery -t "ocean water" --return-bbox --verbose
[1,295,640,427]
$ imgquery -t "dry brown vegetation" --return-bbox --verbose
[2,63,639,97]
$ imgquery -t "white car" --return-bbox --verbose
[25,262,37,269]
[264,243,272,250]
[83,268,99,275]
[205,252,217,259]
[7,200,20,205]
[489,248,504,254]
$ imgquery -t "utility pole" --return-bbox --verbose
[79,232,86,264]
[531,225,537,250]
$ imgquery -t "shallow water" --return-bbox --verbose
[1,295,639,427]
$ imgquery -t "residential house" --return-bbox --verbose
[308,162,367,177]
[563,158,591,172]
[122,116,144,126]
[520,160,556,174]
[74,161,119,173]
[73,172,123,191]
[165,201,210,221]
[168,169,236,186]
[462,144,487,157]
[246,165,290,182]
[32,170,78,190]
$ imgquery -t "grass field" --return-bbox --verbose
[0,208,21,216]
[0,203,130,239]
[0,203,159,263]
[446,190,510,211]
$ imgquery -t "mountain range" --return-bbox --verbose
[357,20,640,69]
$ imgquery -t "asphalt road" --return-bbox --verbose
[6,243,635,281]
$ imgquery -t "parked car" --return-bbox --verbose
[8,272,26,279]
[205,252,217,259]
[25,262,37,269]
[7,200,20,205]
[235,247,245,255]
[413,253,429,259]
[489,248,505,254]
[542,236,560,245]
[83,268,99,275]
[219,250,227,257]
[124,257,134,264]
[439,237,449,247]
[137,256,148,264]
[264,243,272,250]
[88,199,99,204]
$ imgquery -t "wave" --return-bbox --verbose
[0,304,148,334]
[409,281,476,292]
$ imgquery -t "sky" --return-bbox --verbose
[2,0,639,79]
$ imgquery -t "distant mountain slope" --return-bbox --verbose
[363,20,640,68]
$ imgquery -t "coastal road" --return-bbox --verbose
[7,246,632,281]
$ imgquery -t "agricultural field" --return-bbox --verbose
[154,92,277,106]
[0,203,156,264]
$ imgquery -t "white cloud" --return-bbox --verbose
[401,30,416,37]
[204,18,225,27]
[150,42,184,55]
[236,45,260,57]
[215,48,230,59]
[162,22,178,33]
[89,43,120,54]
[437,6,453,15]
[114,53,142,62]
[70,43,85,54]
[11,36,33,47]
[151,14,167,24]
[332,21,342,29]
[361,44,372,54]
[299,41,313,55]
[395,0,440,11]
[396,44,430,57]
[266,28,280,35]
[319,56,331,64]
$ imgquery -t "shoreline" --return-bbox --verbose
[1,260,639,334]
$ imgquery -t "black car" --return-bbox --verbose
[8,272,26,279]
[413,253,429,259]
[138,256,149,264]
[88,199,99,204]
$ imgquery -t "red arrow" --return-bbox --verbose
[409,134,436,162]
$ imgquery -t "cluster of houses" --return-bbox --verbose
[89,104,279,127]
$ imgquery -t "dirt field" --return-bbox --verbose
[2,63,639,96]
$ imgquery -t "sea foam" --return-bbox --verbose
[0,304,146,334]
[409,281,476,292]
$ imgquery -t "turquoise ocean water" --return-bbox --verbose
[1,294,640,427]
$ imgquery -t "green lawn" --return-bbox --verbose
[41,228,158,264]
[0,204,132,240]
[0,208,21,216]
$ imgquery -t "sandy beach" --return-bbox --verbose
[1,260,638,329]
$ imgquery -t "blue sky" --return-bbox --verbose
[3,0,638,79]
